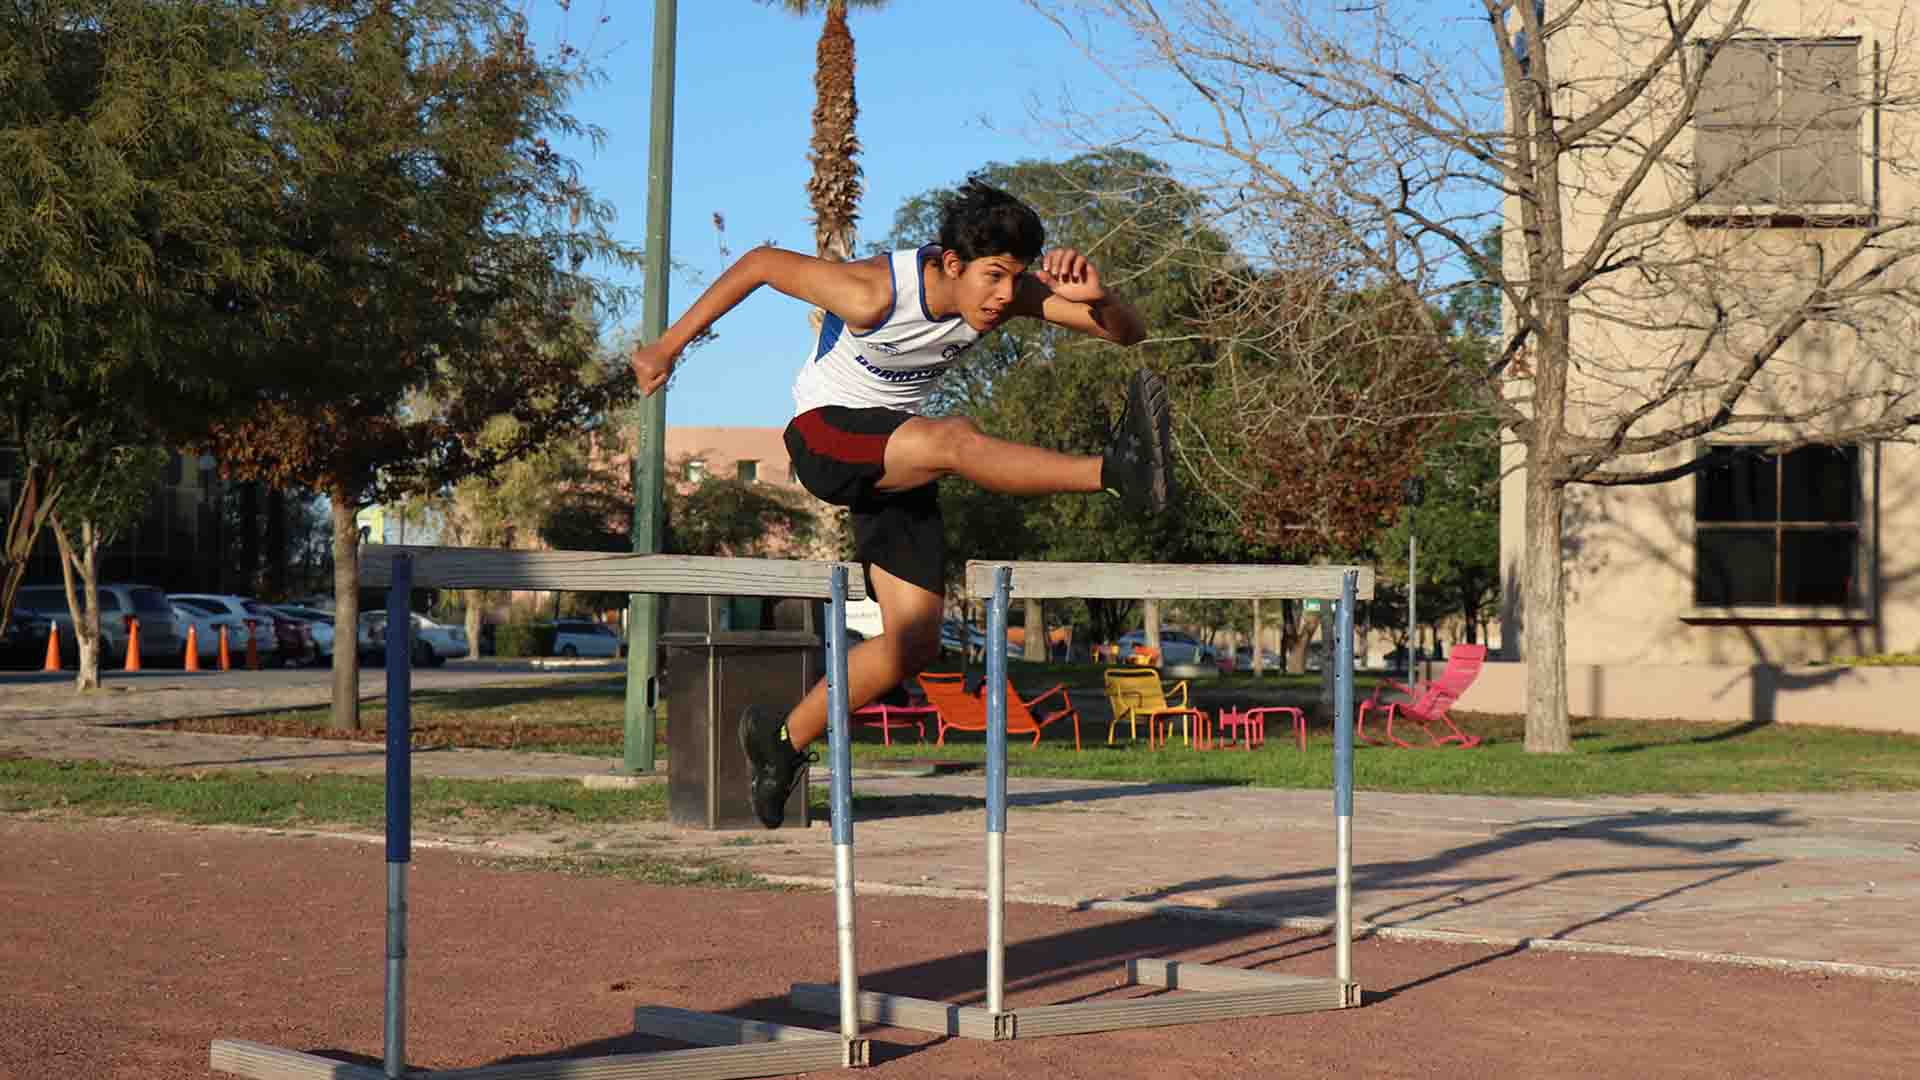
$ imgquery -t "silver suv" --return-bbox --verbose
[14,583,183,666]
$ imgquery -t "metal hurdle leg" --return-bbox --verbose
[215,555,868,1079]
[384,555,414,1078]
[794,562,1363,1042]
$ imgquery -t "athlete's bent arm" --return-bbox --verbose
[1010,248,1148,346]
[631,248,893,396]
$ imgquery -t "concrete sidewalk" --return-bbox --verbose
[2,686,1916,983]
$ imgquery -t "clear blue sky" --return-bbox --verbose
[525,0,1109,428]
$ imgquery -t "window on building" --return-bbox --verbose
[1695,38,1864,209]
[1694,444,1861,607]
[685,458,707,483]
[736,459,758,484]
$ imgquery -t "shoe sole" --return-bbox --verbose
[738,705,784,829]
[1127,370,1175,512]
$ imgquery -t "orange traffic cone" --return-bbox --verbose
[184,624,201,672]
[123,616,142,672]
[218,625,232,671]
[245,619,260,671]
[43,625,60,671]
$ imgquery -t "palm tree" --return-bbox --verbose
[763,1,889,267]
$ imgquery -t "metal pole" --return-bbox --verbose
[826,565,859,1042]
[383,555,414,1079]
[623,0,677,774]
[984,567,1011,1014]
[1406,527,1417,681]
[1333,570,1358,985]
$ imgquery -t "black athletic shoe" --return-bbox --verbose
[739,704,813,829]
[1101,368,1176,514]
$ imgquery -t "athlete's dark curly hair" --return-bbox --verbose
[938,178,1044,264]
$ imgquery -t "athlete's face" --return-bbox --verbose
[947,253,1029,332]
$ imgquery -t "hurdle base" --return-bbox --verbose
[212,1007,866,1080]
[792,960,1357,1042]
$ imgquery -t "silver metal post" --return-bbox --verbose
[826,566,858,1041]
[383,555,413,1078]
[1333,571,1359,984]
[984,566,1012,1015]
[384,864,408,1076]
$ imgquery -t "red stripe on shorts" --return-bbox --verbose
[793,409,891,465]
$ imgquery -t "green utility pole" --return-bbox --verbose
[624,0,676,773]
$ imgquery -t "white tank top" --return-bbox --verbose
[791,245,982,416]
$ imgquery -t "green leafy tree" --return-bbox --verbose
[202,1,640,729]
[38,422,167,689]
[0,1,295,628]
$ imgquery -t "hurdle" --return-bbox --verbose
[212,544,871,1079]
[792,560,1373,1040]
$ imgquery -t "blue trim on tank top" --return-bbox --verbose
[916,244,961,324]
[813,312,844,360]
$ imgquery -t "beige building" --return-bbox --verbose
[663,427,802,491]
[1471,2,1920,733]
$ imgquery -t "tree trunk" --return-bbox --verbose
[50,515,102,691]
[1522,470,1571,752]
[464,590,483,660]
[1142,599,1161,655]
[1250,598,1263,676]
[1023,598,1046,662]
[329,493,362,731]
[1287,608,1319,674]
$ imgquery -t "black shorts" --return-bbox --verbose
[784,406,945,597]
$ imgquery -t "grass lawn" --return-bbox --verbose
[154,676,1920,797]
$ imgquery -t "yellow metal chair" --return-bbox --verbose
[1102,667,1208,747]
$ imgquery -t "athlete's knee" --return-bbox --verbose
[886,612,944,673]
[918,416,987,474]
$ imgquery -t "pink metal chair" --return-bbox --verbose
[1216,706,1307,751]
[1357,644,1488,748]
[853,701,935,745]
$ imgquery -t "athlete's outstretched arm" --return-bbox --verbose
[631,248,892,396]
[1010,248,1148,346]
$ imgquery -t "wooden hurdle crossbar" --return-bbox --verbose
[211,544,871,1080]
[792,560,1374,1039]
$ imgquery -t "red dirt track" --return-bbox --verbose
[1,817,1913,1079]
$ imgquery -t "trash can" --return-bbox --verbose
[661,595,821,830]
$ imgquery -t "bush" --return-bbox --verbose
[493,623,557,658]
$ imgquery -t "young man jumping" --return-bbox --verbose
[631,179,1174,827]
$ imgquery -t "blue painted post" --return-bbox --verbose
[984,566,1011,1013]
[826,565,859,1039]
[383,555,413,1078]
[1333,569,1358,985]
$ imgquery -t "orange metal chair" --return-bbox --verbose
[917,672,1081,751]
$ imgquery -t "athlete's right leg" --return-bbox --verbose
[876,370,1175,513]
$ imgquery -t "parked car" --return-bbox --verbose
[14,583,183,667]
[1,604,54,669]
[1115,629,1217,666]
[169,594,277,662]
[171,603,250,665]
[551,619,621,658]
[1231,647,1283,670]
[358,612,467,666]
[269,605,337,663]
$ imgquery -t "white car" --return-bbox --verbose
[358,612,467,667]
[551,619,621,659]
[170,594,276,660]
[172,604,250,664]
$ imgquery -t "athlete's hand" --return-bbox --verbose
[630,339,678,397]
[1030,248,1107,305]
